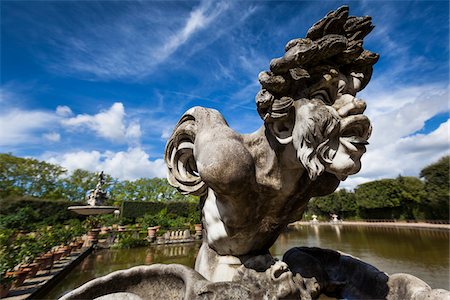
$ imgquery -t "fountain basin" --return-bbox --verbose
[68,206,118,215]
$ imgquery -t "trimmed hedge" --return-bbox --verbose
[0,196,83,228]
[121,201,199,219]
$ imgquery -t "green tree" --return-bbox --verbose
[420,156,449,220]
[396,175,426,219]
[354,179,405,219]
[110,177,197,203]
[0,153,66,199]
[307,189,357,219]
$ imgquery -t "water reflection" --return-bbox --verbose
[45,225,449,299]
[270,225,449,290]
[45,243,202,299]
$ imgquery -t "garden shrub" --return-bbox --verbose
[121,201,166,219]
[113,232,147,249]
[121,201,199,220]
[0,197,83,230]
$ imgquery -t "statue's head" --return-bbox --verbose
[256,6,378,181]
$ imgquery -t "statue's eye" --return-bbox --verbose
[311,90,332,105]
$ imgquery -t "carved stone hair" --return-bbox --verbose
[256,6,379,122]
[293,100,340,180]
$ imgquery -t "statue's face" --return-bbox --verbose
[291,70,371,181]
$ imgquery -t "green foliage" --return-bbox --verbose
[0,153,66,199]
[355,179,404,209]
[123,200,199,229]
[121,201,166,219]
[0,223,86,279]
[307,189,356,218]
[306,156,449,221]
[112,232,147,249]
[0,197,82,231]
[0,229,19,278]
[97,214,118,227]
[110,177,197,204]
[420,156,450,219]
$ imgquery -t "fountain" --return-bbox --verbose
[60,6,449,300]
[68,171,118,216]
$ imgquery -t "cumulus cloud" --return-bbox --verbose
[61,102,141,143]
[56,105,73,116]
[340,84,449,190]
[43,147,166,180]
[361,84,448,146]
[0,109,60,146]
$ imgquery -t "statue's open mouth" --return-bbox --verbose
[340,115,371,150]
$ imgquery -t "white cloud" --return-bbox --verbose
[45,150,102,172]
[56,105,73,116]
[43,132,61,142]
[62,102,141,143]
[125,121,142,141]
[42,0,232,80]
[362,84,448,146]
[342,120,449,190]
[43,147,166,180]
[0,109,60,146]
[154,0,229,63]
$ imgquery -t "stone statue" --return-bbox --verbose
[86,171,108,206]
[61,6,449,300]
[165,5,375,282]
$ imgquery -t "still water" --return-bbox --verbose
[45,225,449,299]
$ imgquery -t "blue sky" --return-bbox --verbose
[1,0,448,189]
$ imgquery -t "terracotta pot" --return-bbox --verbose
[18,264,39,278]
[6,270,28,287]
[35,256,50,270]
[194,224,202,232]
[147,227,157,239]
[0,281,12,298]
[25,263,40,277]
[60,247,70,256]
[41,253,54,268]
[54,251,64,261]
[100,227,110,235]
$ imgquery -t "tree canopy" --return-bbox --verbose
[307,157,449,221]
[1,153,448,221]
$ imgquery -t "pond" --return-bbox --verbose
[45,224,449,299]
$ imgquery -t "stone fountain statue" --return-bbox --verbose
[165,3,375,284]
[61,6,449,300]
[68,171,117,215]
[86,171,108,207]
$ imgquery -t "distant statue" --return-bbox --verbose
[86,171,108,206]
[330,214,339,223]
[165,5,377,282]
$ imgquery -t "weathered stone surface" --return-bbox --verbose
[164,7,378,282]
[60,264,281,300]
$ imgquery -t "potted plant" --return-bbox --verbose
[0,258,15,297]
